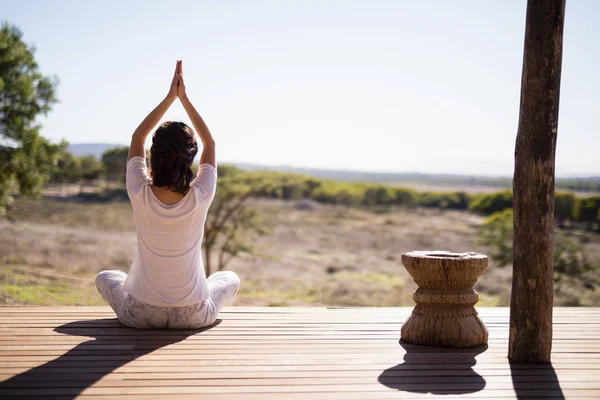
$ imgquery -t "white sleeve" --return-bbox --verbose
[126,156,151,197]
[192,163,218,200]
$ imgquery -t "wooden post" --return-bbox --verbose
[509,0,566,363]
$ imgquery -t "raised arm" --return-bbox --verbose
[128,61,181,161]
[176,62,216,167]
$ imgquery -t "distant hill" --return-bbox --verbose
[67,143,599,191]
[67,143,125,159]
[232,164,600,192]
[233,162,501,184]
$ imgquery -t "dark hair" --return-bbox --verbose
[150,121,198,194]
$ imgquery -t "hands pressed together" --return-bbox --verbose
[168,60,187,100]
[129,59,214,164]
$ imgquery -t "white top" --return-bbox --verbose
[123,156,217,307]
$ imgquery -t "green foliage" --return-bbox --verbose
[51,148,82,183]
[200,167,597,234]
[553,231,596,292]
[304,178,321,198]
[393,188,418,207]
[0,23,59,213]
[50,149,104,185]
[469,190,513,214]
[217,164,245,179]
[576,196,600,231]
[79,155,104,181]
[417,191,471,210]
[363,185,395,206]
[101,146,129,182]
[470,190,584,227]
[312,181,364,207]
[555,192,578,226]
[0,23,57,141]
[477,209,514,267]
[478,209,597,293]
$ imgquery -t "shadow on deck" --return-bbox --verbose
[0,318,220,399]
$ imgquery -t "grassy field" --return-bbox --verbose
[1,194,599,307]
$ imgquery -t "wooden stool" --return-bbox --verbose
[401,251,489,348]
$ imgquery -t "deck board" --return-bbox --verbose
[0,307,598,399]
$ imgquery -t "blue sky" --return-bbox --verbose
[2,0,599,176]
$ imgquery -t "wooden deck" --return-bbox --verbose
[0,307,598,399]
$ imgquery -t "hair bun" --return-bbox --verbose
[149,121,198,194]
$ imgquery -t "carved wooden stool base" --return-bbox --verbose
[401,251,489,348]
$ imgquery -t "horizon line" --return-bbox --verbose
[66,143,600,180]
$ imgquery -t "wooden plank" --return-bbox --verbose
[0,308,577,314]
[0,338,577,344]
[0,369,595,380]
[0,332,596,340]
[1,344,598,352]
[23,394,598,400]
[1,306,598,312]
[2,307,597,314]
[2,348,599,357]
[2,385,599,396]
[1,377,599,389]
[0,365,594,376]
[35,394,600,400]
[0,322,598,331]
[0,337,596,344]
[0,310,596,323]
[4,361,599,369]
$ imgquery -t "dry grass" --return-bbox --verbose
[1,196,599,307]
[0,266,102,306]
[0,198,136,306]
[231,200,516,306]
[1,205,136,274]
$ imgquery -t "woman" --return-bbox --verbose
[95,60,240,329]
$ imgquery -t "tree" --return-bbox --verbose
[363,185,398,207]
[393,188,417,207]
[101,146,129,182]
[446,191,470,210]
[78,155,104,194]
[510,0,565,364]
[202,168,269,275]
[303,178,321,198]
[50,149,104,195]
[0,23,60,213]
[79,155,104,181]
[478,210,596,294]
[51,148,82,184]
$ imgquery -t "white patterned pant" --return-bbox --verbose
[95,270,240,329]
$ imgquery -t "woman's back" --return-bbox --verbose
[150,185,186,206]
[123,157,217,307]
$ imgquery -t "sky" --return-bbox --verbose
[2,0,599,177]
